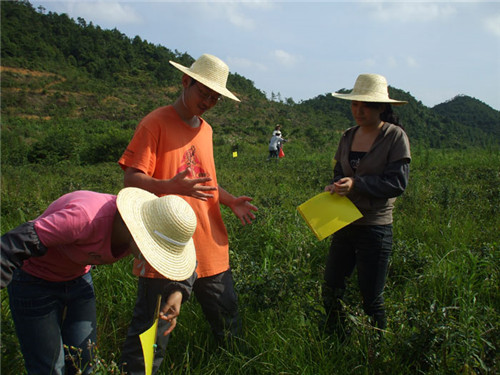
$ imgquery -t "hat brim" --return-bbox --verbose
[169,61,240,102]
[117,188,197,281]
[332,92,407,106]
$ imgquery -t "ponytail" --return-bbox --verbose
[381,104,404,129]
[363,102,405,129]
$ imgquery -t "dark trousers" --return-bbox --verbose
[8,270,96,375]
[268,150,278,159]
[192,269,241,344]
[121,269,240,374]
[120,278,173,375]
[323,224,393,330]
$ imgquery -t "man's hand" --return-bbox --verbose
[229,196,258,225]
[159,291,183,336]
[170,168,217,201]
[124,167,217,201]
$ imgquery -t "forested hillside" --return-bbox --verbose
[433,95,500,140]
[1,0,499,161]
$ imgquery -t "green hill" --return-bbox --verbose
[1,0,499,162]
[433,95,500,140]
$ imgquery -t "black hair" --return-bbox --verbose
[365,102,404,129]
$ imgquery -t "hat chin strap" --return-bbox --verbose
[154,230,188,246]
[181,89,187,108]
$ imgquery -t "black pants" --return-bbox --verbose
[192,269,241,344]
[268,149,278,159]
[323,224,393,330]
[121,269,240,374]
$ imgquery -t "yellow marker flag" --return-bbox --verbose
[139,295,162,375]
[297,192,363,241]
[232,151,238,158]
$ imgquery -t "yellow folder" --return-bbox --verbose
[139,295,162,375]
[297,192,363,241]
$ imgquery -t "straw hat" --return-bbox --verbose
[332,74,407,105]
[170,53,240,102]
[117,187,197,281]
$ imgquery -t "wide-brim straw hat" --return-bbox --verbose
[170,53,240,102]
[117,187,197,281]
[332,73,407,105]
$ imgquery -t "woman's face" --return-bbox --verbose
[351,101,384,128]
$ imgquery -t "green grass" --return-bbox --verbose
[1,146,499,374]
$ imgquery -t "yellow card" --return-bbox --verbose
[297,192,363,241]
[232,151,238,158]
[139,295,162,375]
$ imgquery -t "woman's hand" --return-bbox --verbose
[324,184,335,194]
[333,177,354,196]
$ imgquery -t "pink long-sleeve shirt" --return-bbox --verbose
[22,191,129,282]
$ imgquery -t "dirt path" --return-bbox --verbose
[1,66,66,89]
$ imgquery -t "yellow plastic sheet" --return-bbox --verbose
[139,295,162,375]
[297,192,363,241]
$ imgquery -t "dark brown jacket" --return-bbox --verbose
[334,122,411,225]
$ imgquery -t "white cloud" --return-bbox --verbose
[387,56,398,68]
[225,5,255,30]
[194,2,273,31]
[360,55,419,70]
[226,56,267,71]
[483,13,500,37]
[361,57,377,67]
[64,1,142,26]
[235,0,274,11]
[366,3,457,23]
[222,2,275,30]
[406,56,419,68]
[271,49,299,67]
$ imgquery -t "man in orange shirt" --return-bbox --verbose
[119,54,258,374]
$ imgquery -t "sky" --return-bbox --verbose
[30,0,500,110]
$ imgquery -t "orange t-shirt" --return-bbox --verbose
[118,105,229,278]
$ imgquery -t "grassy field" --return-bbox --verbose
[1,145,499,374]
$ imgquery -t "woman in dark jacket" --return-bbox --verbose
[322,73,410,337]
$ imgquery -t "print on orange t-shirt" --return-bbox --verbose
[178,145,210,179]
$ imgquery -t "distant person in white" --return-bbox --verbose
[268,131,286,160]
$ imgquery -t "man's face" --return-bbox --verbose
[184,77,221,115]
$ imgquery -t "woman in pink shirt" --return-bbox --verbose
[1,187,197,375]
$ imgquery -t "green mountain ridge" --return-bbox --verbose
[2,0,499,153]
[433,95,500,140]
